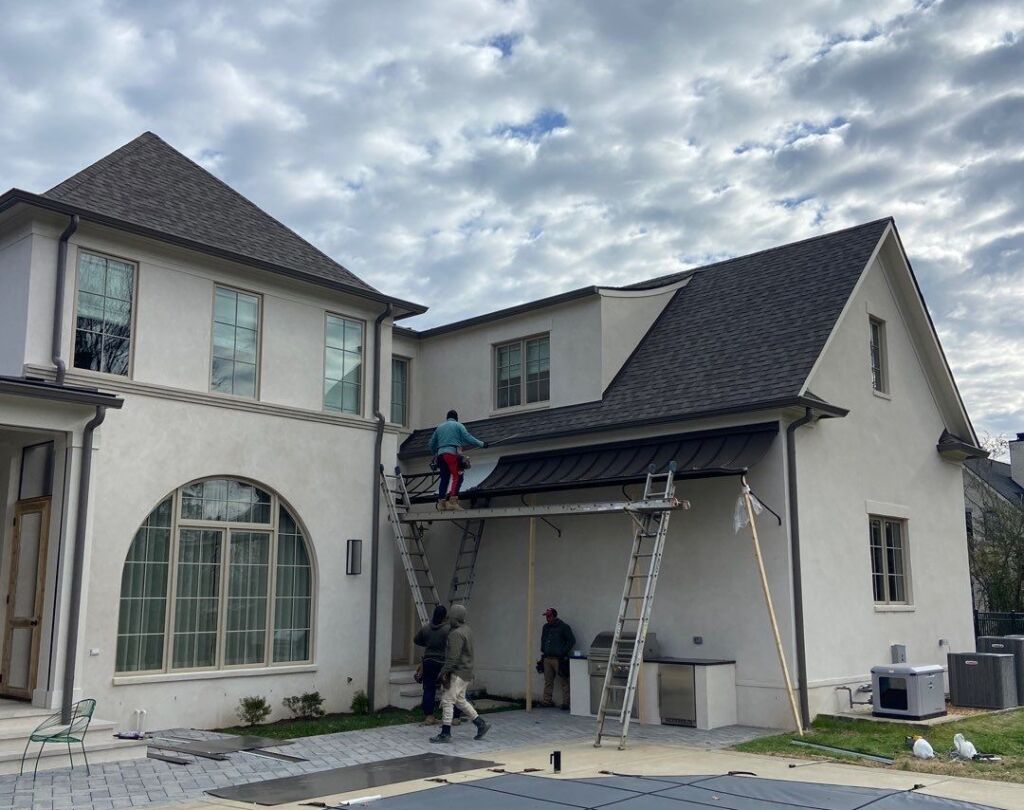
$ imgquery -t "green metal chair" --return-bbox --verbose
[19,698,96,779]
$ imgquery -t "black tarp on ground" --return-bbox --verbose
[354,773,1001,810]
[206,752,497,805]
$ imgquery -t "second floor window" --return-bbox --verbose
[324,314,363,414]
[212,287,260,398]
[74,251,135,376]
[391,357,409,426]
[495,334,550,409]
[869,317,888,393]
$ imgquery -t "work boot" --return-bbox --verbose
[447,496,464,510]
[430,726,452,743]
[423,716,438,726]
[436,499,448,511]
[472,717,490,740]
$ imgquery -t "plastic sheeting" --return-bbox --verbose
[359,773,1000,810]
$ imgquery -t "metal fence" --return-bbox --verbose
[975,611,1024,638]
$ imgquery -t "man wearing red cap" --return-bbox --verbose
[540,607,575,709]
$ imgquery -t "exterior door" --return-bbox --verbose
[1,498,51,699]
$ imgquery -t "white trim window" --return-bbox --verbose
[324,314,364,415]
[212,287,260,398]
[869,516,909,604]
[869,316,888,393]
[116,478,314,674]
[495,333,549,409]
[391,357,410,426]
[73,251,136,376]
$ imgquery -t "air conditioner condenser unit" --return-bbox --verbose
[871,664,946,720]
[948,652,1017,710]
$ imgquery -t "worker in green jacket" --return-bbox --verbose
[430,604,491,743]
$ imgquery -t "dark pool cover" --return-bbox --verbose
[363,772,1001,810]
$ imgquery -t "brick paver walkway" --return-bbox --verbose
[0,711,772,810]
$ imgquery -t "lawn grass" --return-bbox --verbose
[735,709,1024,783]
[217,700,526,740]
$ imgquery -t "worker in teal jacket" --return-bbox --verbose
[428,410,485,509]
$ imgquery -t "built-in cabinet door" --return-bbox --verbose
[1,498,51,700]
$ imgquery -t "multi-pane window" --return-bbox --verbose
[212,287,260,397]
[116,478,314,673]
[391,357,409,426]
[324,314,363,414]
[869,317,887,393]
[74,251,135,375]
[495,334,550,409]
[869,516,909,604]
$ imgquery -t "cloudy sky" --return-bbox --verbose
[1,0,1021,442]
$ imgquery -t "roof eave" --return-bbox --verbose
[0,190,427,317]
[0,376,124,409]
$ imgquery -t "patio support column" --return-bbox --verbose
[525,515,536,711]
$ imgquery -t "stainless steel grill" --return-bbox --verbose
[588,631,659,717]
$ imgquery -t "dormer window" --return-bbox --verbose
[869,316,888,394]
[495,334,549,409]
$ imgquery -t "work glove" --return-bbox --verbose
[481,441,488,448]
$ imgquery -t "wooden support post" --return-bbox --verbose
[525,515,537,712]
[742,479,804,736]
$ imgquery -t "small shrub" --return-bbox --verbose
[350,689,370,715]
[237,695,272,726]
[283,691,325,719]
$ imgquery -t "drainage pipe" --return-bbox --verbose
[367,303,393,710]
[53,215,80,385]
[62,403,106,723]
[785,407,815,729]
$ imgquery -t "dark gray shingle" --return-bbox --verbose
[401,218,891,456]
[45,132,377,293]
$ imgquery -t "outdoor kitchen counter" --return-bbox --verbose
[569,656,737,730]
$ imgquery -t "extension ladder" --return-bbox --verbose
[379,465,441,625]
[594,463,678,749]
[447,517,486,606]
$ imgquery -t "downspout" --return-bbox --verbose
[53,215,80,385]
[367,303,393,709]
[62,404,106,723]
[786,407,815,729]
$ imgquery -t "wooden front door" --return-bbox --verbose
[1,498,51,699]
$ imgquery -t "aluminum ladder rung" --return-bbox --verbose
[446,516,486,607]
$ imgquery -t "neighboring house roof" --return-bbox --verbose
[0,132,426,315]
[966,458,1024,504]
[401,218,890,457]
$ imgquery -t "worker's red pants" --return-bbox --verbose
[438,453,462,498]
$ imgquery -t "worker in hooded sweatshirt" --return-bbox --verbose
[414,605,451,725]
[428,409,486,510]
[430,604,490,743]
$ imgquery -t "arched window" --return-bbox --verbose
[116,478,313,674]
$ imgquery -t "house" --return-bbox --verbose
[964,435,1024,611]
[0,133,984,744]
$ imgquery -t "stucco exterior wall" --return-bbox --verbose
[407,416,801,730]
[598,285,682,390]
[798,252,975,717]
[0,223,34,377]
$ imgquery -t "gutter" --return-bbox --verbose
[367,303,393,709]
[53,215,80,385]
[61,404,106,723]
[785,407,815,728]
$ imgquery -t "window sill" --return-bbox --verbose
[490,401,550,418]
[112,663,316,686]
[874,604,915,613]
[872,390,892,401]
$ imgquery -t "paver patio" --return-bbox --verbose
[0,711,770,810]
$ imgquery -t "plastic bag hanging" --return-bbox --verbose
[733,483,764,533]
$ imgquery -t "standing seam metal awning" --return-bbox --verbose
[464,422,778,499]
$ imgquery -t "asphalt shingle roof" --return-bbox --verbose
[44,132,377,293]
[401,218,891,456]
[966,458,1024,504]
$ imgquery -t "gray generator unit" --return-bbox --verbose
[871,664,946,720]
[978,636,1024,704]
[948,652,1017,709]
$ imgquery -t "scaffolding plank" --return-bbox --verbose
[400,498,686,522]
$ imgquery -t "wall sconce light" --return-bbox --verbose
[346,539,362,575]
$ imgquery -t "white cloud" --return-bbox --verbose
[0,0,1021,435]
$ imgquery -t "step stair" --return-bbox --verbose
[388,667,423,710]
